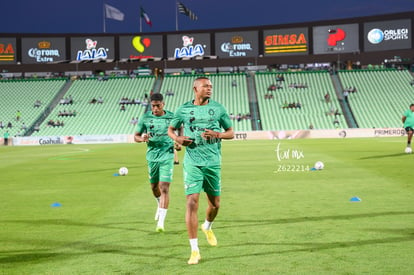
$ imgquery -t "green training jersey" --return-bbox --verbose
[403,109,414,128]
[170,99,232,166]
[136,110,175,162]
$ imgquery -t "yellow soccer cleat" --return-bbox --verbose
[201,225,217,246]
[187,250,201,265]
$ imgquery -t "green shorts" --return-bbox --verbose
[183,164,221,196]
[148,159,174,184]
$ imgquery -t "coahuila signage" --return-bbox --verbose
[174,36,205,58]
[220,36,252,57]
[39,137,64,145]
[28,41,60,62]
[76,39,108,61]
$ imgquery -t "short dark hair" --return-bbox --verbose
[150,93,163,102]
[410,104,414,108]
[193,76,210,88]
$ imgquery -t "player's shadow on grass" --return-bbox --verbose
[2,218,186,236]
[0,238,186,264]
[207,231,414,262]
[2,219,152,233]
[0,222,188,265]
[219,211,414,229]
[66,165,143,175]
[359,153,408,160]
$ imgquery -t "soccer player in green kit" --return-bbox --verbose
[402,103,414,152]
[135,93,179,232]
[168,77,234,264]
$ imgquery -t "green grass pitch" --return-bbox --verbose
[1,138,414,274]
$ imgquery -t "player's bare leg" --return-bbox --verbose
[151,183,161,221]
[186,193,201,264]
[156,181,170,232]
[201,194,219,246]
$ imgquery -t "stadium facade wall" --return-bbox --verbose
[1,11,413,73]
[5,128,406,146]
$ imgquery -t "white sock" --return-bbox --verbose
[203,220,213,230]
[157,208,167,227]
[154,197,160,220]
[189,238,199,252]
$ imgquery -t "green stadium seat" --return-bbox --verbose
[255,71,346,130]
[338,70,414,128]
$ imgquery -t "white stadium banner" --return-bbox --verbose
[11,134,129,146]
[9,129,405,146]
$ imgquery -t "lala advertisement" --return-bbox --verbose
[70,37,115,61]
[167,33,210,58]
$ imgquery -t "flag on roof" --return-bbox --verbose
[177,2,198,20]
[140,6,152,27]
[105,4,125,21]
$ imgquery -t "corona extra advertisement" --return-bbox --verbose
[215,31,258,58]
[22,38,66,64]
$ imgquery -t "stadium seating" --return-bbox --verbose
[0,78,66,137]
[5,70,414,138]
[255,71,346,130]
[338,69,414,128]
[160,74,252,131]
[209,74,252,131]
[31,77,155,136]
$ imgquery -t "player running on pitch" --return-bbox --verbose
[168,77,234,264]
[135,93,180,232]
[402,103,414,152]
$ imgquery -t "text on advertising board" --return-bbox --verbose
[264,33,307,53]
[0,43,14,61]
[28,41,61,62]
[174,36,205,58]
[367,28,409,44]
[220,36,252,57]
[76,39,108,61]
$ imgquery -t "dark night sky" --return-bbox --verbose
[2,0,414,34]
